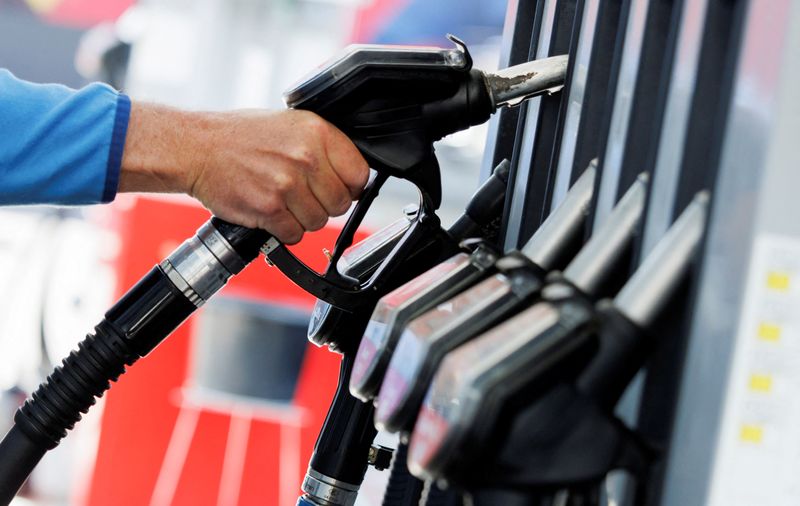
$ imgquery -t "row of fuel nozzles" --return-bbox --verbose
[346,162,709,487]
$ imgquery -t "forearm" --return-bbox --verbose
[0,68,368,242]
[118,103,368,242]
[119,102,207,195]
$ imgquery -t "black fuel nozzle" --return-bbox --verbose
[308,158,515,355]
[349,162,597,405]
[299,159,514,506]
[406,192,709,490]
[267,38,568,315]
[284,36,567,207]
[368,170,648,437]
[0,38,567,506]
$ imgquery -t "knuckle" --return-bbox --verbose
[274,172,298,194]
[293,147,318,169]
[304,114,329,137]
[259,199,284,218]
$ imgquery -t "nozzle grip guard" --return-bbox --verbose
[265,172,442,310]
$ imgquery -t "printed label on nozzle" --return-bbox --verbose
[352,321,384,390]
[366,253,470,327]
[408,395,451,478]
[375,329,425,428]
[351,254,471,395]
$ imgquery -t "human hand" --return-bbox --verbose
[120,103,369,244]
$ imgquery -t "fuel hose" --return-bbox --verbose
[0,218,266,505]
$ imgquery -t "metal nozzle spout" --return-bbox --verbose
[563,173,650,297]
[484,54,569,108]
[614,192,710,328]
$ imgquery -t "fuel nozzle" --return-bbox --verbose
[370,171,646,436]
[407,192,710,486]
[350,164,596,404]
[298,159,514,506]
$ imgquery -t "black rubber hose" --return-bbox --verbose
[381,441,424,506]
[0,425,47,504]
[0,218,265,505]
[0,317,139,505]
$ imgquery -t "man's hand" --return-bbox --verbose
[119,102,370,244]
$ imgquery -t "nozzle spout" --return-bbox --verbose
[484,55,569,108]
[614,192,709,327]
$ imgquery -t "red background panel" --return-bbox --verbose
[83,195,365,506]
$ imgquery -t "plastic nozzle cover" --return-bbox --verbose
[407,301,578,480]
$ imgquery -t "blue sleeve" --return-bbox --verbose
[0,68,131,205]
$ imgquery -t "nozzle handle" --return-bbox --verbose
[447,159,511,241]
[306,354,377,491]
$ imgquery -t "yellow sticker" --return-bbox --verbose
[757,323,782,342]
[748,374,773,392]
[24,0,61,13]
[739,424,764,443]
[766,271,791,292]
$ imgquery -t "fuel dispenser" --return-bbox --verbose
[0,36,569,505]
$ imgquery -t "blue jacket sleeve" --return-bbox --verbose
[0,69,131,205]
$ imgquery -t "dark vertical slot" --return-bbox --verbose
[582,0,631,235]
[484,0,541,172]
[587,0,681,240]
[515,0,580,245]
[499,0,547,248]
[614,0,682,200]
[539,0,586,208]
[569,0,627,184]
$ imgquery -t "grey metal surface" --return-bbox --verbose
[592,0,650,227]
[199,222,246,274]
[661,1,800,504]
[301,468,359,506]
[521,162,595,269]
[503,0,559,251]
[640,0,711,255]
[549,0,602,209]
[615,192,708,328]
[486,55,569,107]
[563,173,648,297]
[162,226,241,307]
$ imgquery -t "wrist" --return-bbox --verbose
[119,101,215,195]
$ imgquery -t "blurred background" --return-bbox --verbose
[0,0,505,505]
